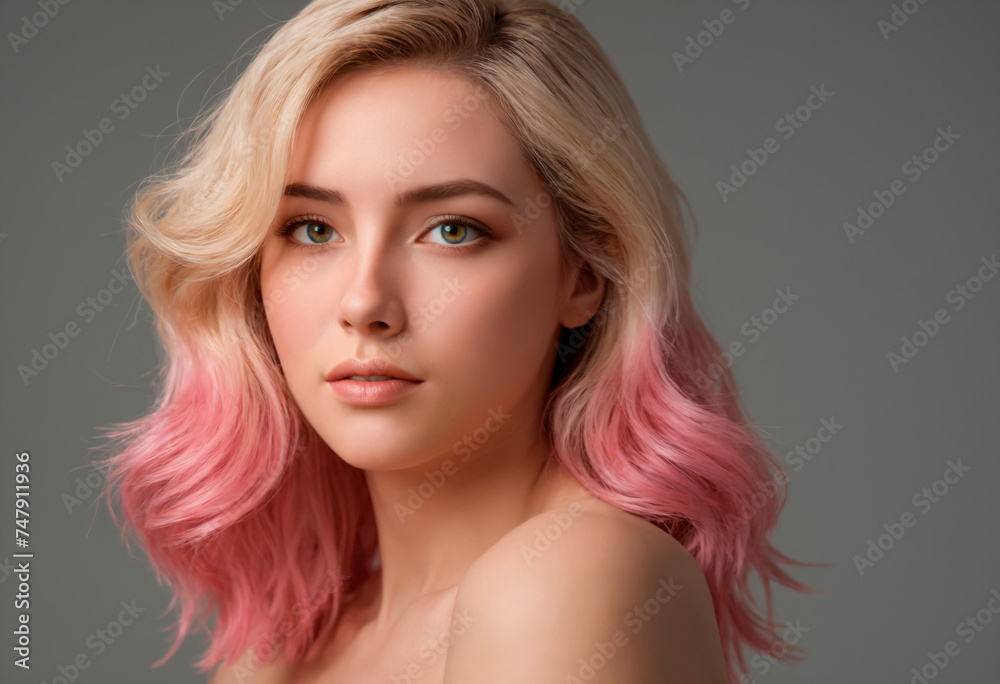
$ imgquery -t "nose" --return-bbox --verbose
[336,227,405,337]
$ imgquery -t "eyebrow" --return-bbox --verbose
[283,179,515,207]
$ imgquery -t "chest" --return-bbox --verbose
[289,588,461,684]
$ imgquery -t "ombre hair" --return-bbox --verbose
[97,0,820,681]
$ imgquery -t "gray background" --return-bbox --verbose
[2,1,997,682]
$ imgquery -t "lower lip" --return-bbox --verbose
[328,378,422,406]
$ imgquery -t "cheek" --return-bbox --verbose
[259,249,327,372]
[438,250,561,370]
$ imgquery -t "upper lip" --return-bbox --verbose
[326,358,421,382]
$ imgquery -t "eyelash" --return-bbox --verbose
[275,213,496,253]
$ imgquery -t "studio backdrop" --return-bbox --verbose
[1,1,997,682]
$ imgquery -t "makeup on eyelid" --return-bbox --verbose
[274,213,497,252]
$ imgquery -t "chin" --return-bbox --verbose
[316,430,440,473]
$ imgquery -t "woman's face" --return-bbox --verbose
[259,65,596,472]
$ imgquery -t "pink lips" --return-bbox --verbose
[325,358,421,383]
[328,377,421,406]
[325,358,422,406]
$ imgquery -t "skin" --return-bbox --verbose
[211,65,727,683]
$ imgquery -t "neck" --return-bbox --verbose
[359,400,572,631]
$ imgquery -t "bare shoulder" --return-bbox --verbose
[208,646,293,684]
[443,497,728,683]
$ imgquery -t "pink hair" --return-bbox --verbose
[95,0,823,681]
[98,323,377,670]
[548,294,823,680]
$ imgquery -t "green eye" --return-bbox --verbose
[296,221,336,243]
[435,221,472,245]
[276,214,494,250]
[278,218,339,244]
[427,217,493,248]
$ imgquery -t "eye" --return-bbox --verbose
[425,216,494,248]
[277,217,340,245]
[275,214,495,250]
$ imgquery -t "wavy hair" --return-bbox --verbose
[97,0,820,680]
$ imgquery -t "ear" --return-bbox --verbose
[558,254,606,329]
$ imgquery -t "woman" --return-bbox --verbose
[99,0,818,681]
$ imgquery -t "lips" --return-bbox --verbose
[325,359,421,383]
[326,360,422,406]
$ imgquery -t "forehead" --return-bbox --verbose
[288,65,537,198]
